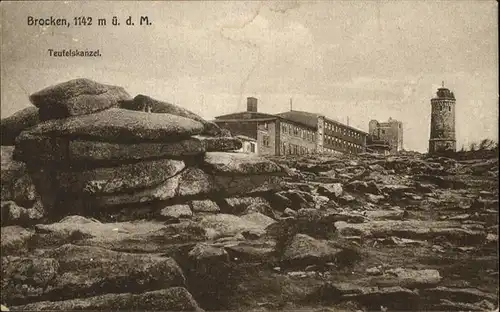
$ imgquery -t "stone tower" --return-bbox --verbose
[368,118,404,154]
[429,82,456,153]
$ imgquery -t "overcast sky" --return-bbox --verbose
[1,0,498,152]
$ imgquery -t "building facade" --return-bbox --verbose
[214,97,368,156]
[276,111,367,155]
[213,97,317,156]
[429,84,456,154]
[234,135,257,154]
[368,118,404,154]
[278,119,317,156]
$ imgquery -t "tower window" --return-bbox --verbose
[448,107,451,111]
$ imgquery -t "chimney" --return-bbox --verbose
[247,97,258,112]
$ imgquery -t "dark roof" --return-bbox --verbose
[214,111,277,120]
[275,110,320,129]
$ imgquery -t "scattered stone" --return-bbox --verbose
[338,194,355,203]
[386,236,427,246]
[240,212,276,228]
[430,299,496,312]
[370,268,442,288]
[193,135,242,152]
[368,164,384,172]
[243,202,276,219]
[2,244,186,305]
[204,152,284,176]
[345,180,380,194]
[10,133,68,163]
[342,286,420,311]
[1,201,44,226]
[240,228,266,240]
[188,243,229,262]
[366,267,383,276]
[1,106,40,146]
[190,200,220,213]
[314,195,330,209]
[283,208,297,217]
[224,197,270,214]
[31,216,206,252]
[1,226,34,256]
[213,175,283,195]
[380,184,415,194]
[197,213,272,239]
[67,138,206,162]
[177,167,216,197]
[267,192,293,211]
[8,287,202,311]
[56,159,185,194]
[92,174,181,208]
[448,213,471,221]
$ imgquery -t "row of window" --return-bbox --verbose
[324,135,363,151]
[324,122,362,139]
[262,135,270,147]
[323,148,342,155]
[281,122,315,142]
[281,143,313,155]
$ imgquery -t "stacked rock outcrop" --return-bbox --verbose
[3,79,497,312]
[1,78,288,311]
[8,78,285,222]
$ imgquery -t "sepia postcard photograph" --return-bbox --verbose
[0,1,498,311]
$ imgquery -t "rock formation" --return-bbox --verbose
[0,78,288,311]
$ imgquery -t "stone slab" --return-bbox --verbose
[19,108,204,143]
[1,106,40,146]
[56,159,185,194]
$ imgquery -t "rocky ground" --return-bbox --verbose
[1,78,498,312]
[2,151,498,311]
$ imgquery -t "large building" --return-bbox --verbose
[367,118,404,154]
[213,97,367,156]
[429,83,456,154]
[233,135,258,154]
